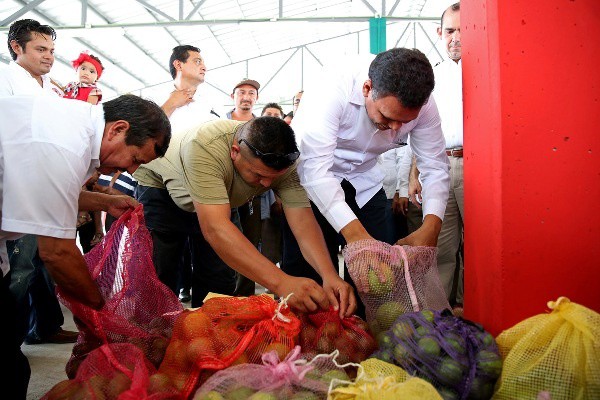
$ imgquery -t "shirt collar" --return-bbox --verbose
[9,61,51,86]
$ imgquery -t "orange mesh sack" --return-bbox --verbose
[493,297,600,400]
[159,294,301,399]
[192,346,352,400]
[298,308,377,364]
[43,343,179,400]
[342,239,450,336]
[58,206,183,377]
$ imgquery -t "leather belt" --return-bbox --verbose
[446,148,463,157]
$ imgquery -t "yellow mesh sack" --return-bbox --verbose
[328,358,442,400]
[493,297,600,400]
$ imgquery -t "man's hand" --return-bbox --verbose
[273,276,330,313]
[396,214,442,247]
[321,273,357,318]
[392,193,409,216]
[105,195,138,218]
[161,89,195,117]
[408,157,423,208]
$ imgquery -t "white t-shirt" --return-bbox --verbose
[0,61,63,97]
[292,57,450,232]
[434,59,463,149]
[155,85,220,134]
[0,96,104,275]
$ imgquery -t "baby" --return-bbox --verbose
[62,52,103,104]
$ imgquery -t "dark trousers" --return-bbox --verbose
[235,198,262,296]
[384,198,409,244]
[281,180,389,318]
[8,235,63,343]
[1,271,30,400]
[135,185,237,307]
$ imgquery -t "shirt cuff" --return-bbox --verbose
[324,201,358,233]
[422,198,447,222]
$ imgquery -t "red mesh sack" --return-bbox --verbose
[58,206,183,377]
[298,308,377,364]
[159,294,301,398]
[43,343,179,399]
[193,346,353,400]
[342,239,450,336]
[372,309,502,400]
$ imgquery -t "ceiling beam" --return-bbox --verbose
[133,0,176,22]
[1,0,48,26]
[185,0,208,21]
[0,15,438,31]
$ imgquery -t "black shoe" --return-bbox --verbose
[179,289,191,303]
[25,328,79,345]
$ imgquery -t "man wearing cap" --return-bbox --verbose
[134,117,357,316]
[226,78,260,121]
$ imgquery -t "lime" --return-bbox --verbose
[418,336,441,358]
[438,357,464,385]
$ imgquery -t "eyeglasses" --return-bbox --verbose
[238,138,300,169]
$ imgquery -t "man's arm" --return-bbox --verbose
[37,236,103,309]
[193,201,329,313]
[284,206,357,317]
[161,89,194,117]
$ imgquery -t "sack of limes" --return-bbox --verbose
[193,346,351,400]
[493,297,600,400]
[328,358,442,400]
[371,309,501,400]
[297,308,377,365]
[342,239,450,336]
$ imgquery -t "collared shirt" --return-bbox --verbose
[0,61,63,97]
[167,86,220,133]
[292,56,450,232]
[434,59,463,149]
[0,96,104,275]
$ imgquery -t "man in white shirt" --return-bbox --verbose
[0,94,171,399]
[0,19,81,353]
[282,48,450,316]
[410,3,464,311]
[135,45,232,307]
[0,19,62,96]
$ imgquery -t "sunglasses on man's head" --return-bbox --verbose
[238,138,300,169]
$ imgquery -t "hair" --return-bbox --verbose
[102,94,171,157]
[441,3,460,28]
[261,102,284,118]
[169,45,200,79]
[240,117,299,170]
[368,48,434,109]
[7,19,56,61]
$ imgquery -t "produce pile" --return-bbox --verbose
[45,213,599,400]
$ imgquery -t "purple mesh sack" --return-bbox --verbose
[372,309,502,400]
[342,239,450,336]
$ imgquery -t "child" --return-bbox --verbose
[64,52,105,249]
[62,52,103,105]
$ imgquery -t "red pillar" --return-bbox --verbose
[462,0,600,335]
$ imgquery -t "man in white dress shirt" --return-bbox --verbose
[410,3,464,310]
[0,94,171,400]
[282,48,450,316]
[135,45,235,307]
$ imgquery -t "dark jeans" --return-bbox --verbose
[8,235,63,343]
[281,180,389,319]
[135,185,237,307]
[1,271,30,400]
[384,198,409,244]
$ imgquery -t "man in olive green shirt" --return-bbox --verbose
[135,117,356,316]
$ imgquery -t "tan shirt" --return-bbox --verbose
[134,119,309,212]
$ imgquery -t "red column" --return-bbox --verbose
[462,0,600,335]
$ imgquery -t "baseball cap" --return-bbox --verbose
[232,78,260,93]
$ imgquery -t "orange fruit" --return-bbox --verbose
[263,342,292,361]
[183,312,212,340]
[186,336,216,364]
